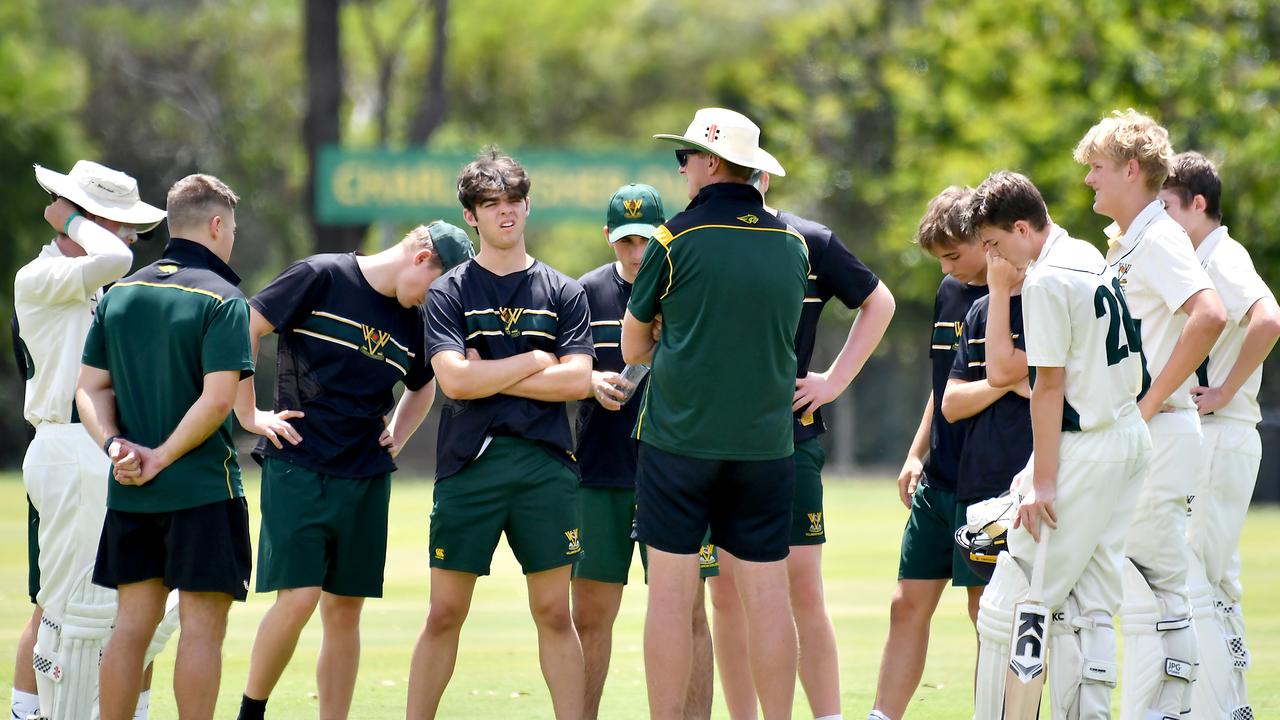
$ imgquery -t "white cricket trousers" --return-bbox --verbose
[1007,414,1151,613]
[1187,417,1260,597]
[22,423,109,619]
[1124,409,1201,616]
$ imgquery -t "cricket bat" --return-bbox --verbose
[1003,526,1051,719]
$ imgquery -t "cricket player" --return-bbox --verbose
[940,248,1033,558]
[406,149,593,720]
[10,313,41,720]
[1074,109,1227,719]
[234,221,472,720]
[1159,152,1279,718]
[869,186,987,720]
[966,170,1152,720]
[78,173,253,720]
[708,170,894,720]
[15,160,166,720]
[625,107,808,720]
[571,183,719,720]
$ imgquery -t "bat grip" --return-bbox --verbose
[1027,526,1051,600]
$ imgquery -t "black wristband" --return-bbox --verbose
[103,434,121,455]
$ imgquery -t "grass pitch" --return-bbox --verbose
[0,472,1276,718]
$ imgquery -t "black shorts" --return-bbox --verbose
[93,498,253,600]
[634,442,794,563]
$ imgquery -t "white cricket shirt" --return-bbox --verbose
[1196,226,1274,425]
[1105,200,1214,410]
[14,217,133,427]
[1024,225,1143,432]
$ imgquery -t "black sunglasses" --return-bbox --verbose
[675,148,703,167]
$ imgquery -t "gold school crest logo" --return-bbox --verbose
[806,512,824,537]
[622,198,644,219]
[1116,262,1132,285]
[361,325,392,359]
[737,213,759,224]
[498,307,525,337]
[698,544,718,569]
[565,528,582,555]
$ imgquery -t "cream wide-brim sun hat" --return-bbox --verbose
[653,107,786,177]
[34,160,167,233]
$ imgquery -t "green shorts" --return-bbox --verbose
[897,479,986,587]
[430,436,582,576]
[573,486,718,584]
[790,438,826,546]
[256,457,391,597]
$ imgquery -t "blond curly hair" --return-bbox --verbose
[1072,109,1174,193]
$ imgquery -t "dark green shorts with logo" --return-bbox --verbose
[573,486,718,584]
[430,436,582,576]
[897,479,986,587]
[790,438,826,546]
[256,457,391,597]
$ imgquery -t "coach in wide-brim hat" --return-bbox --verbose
[34,160,166,233]
[653,107,786,177]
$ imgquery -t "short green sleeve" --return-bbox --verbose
[81,294,110,369]
[202,296,255,378]
[627,228,672,323]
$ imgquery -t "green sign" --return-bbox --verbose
[316,146,688,225]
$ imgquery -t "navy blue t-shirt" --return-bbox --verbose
[778,210,880,443]
[949,294,1032,502]
[574,263,644,489]
[426,259,595,481]
[250,253,433,478]
[921,275,988,493]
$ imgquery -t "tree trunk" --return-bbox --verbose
[305,0,367,253]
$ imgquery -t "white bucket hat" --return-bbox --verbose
[34,160,167,232]
[653,107,786,177]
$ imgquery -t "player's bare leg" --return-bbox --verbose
[571,578,625,719]
[11,606,40,718]
[172,590,233,720]
[708,554,757,719]
[871,578,947,718]
[317,593,365,718]
[688,587,715,720]
[788,545,840,718]
[526,566,585,720]
[734,557,798,720]
[100,579,166,720]
[243,587,323,702]
[406,569,477,719]
[645,549,702,720]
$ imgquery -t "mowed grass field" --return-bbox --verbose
[0,471,1277,719]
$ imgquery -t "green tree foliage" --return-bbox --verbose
[5,0,1280,467]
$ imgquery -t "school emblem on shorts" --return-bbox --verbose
[498,307,526,337]
[434,548,445,560]
[698,544,718,569]
[806,512,824,537]
[622,198,644,219]
[361,325,392,360]
[565,528,582,555]
[737,213,759,224]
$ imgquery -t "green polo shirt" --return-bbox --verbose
[628,182,808,460]
[82,239,254,513]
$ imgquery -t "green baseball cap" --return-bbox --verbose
[427,220,476,270]
[606,184,666,243]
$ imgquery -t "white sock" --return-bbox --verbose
[816,715,843,720]
[133,689,151,720]
[867,712,892,720]
[10,689,39,720]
